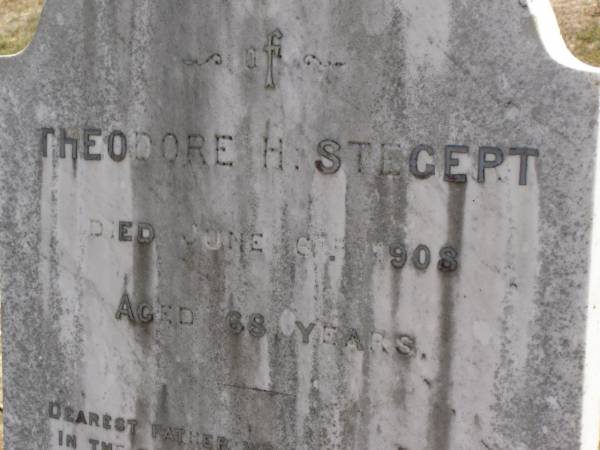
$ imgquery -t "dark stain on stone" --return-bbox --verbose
[82,0,99,113]
[133,238,155,346]
[156,383,169,422]
[267,202,299,449]
[426,183,466,450]
[132,395,149,448]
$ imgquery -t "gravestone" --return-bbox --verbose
[1,0,599,449]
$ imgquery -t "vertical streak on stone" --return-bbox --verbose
[268,202,299,449]
[427,183,466,450]
[127,2,155,439]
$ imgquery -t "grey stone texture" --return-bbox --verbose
[0,1,599,449]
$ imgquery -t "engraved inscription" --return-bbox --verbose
[40,128,540,185]
[114,301,417,359]
[179,28,346,88]
[245,47,257,69]
[49,401,138,434]
[118,221,155,244]
[57,431,77,448]
[89,220,155,244]
[389,244,458,272]
[115,293,154,323]
[152,423,231,449]
[48,401,275,450]
[181,228,264,253]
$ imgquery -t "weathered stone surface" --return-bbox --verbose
[1,1,599,449]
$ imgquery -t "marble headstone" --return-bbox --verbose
[1,0,600,449]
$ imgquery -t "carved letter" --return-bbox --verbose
[251,233,263,252]
[203,434,214,448]
[204,230,222,250]
[187,134,206,164]
[162,133,179,161]
[89,412,100,427]
[137,303,154,323]
[217,437,229,450]
[295,321,316,344]
[296,237,311,256]
[64,407,75,422]
[115,418,126,432]
[348,141,371,173]
[322,324,338,345]
[90,219,103,237]
[395,335,416,356]
[83,128,102,160]
[264,29,283,89]
[380,143,403,176]
[127,419,138,435]
[119,221,133,242]
[115,294,136,321]
[509,147,539,185]
[315,139,341,174]
[477,146,504,183]
[216,135,234,166]
[345,328,364,351]
[134,131,152,160]
[410,144,435,179]
[444,145,468,183]
[61,128,78,160]
[66,435,77,448]
[179,307,194,325]
[108,130,127,162]
[40,127,55,158]
[263,136,283,169]
[75,410,87,424]
[48,401,60,419]
[137,223,155,244]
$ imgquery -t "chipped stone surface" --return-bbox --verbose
[0,1,599,449]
